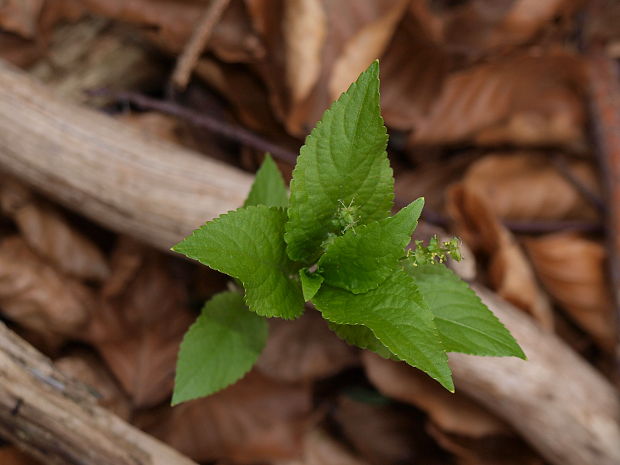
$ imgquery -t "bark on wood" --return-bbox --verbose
[0,59,252,251]
[0,320,197,465]
[0,60,619,465]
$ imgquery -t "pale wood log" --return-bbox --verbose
[0,59,619,465]
[0,59,252,251]
[451,286,620,465]
[0,320,197,465]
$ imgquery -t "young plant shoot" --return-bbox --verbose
[171,61,525,405]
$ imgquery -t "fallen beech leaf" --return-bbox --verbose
[256,309,358,383]
[275,429,370,465]
[251,0,408,136]
[0,447,41,465]
[439,0,582,59]
[0,0,44,38]
[55,351,132,419]
[328,0,409,99]
[141,370,311,463]
[284,0,326,104]
[0,180,109,282]
[379,11,448,130]
[0,236,94,336]
[333,395,419,464]
[410,52,586,148]
[461,154,600,221]
[446,185,554,329]
[363,352,509,438]
[85,245,193,408]
[524,232,615,350]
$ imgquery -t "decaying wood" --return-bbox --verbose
[0,60,619,465]
[0,320,197,465]
[0,59,251,251]
[451,287,620,465]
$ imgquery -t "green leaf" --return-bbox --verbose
[328,322,396,360]
[407,263,526,359]
[313,269,453,391]
[173,206,304,319]
[318,198,424,293]
[172,291,268,405]
[285,60,393,263]
[299,268,323,301]
[243,154,288,208]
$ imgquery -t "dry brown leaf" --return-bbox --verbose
[256,309,358,383]
[55,351,132,419]
[250,0,407,136]
[410,52,586,148]
[438,0,582,59]
[328,0,409,99]
[0,0,44,38]
[85,244,193,408]
[141,370,312,463]
[524,232,615,350]
[362,352,509,438]
[0,180,109,282]
[0,447,41,465]
[379,11,448,130]
[116,112,184,146]
[275,429,370,465]
[461,153,600,221]
[0,236,94,336]
[447,184,554,328]
[284,0,326,104]
[333,395,420,464]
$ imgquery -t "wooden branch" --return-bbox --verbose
[0,320,198,465]
[0,59,252,251]
[0,60,619,465]
[171,0,231,91]
[451,286,620,465]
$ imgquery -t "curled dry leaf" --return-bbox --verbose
[379,10,448,130]
[141,370,312,463]
[251,0,408,135]
[284,0,326,104]
[437,0,582,60]
[275,429,370,465]
[333,395,419,465]
[0,236,94,336]
[524,232,615,350]
[256,309,358,383]
[0,179,109,281]
[447,184,554,328]
[362,352,509,438]
[0,0,44,38]
[55,351,132,419]
[0,447,42,465]
[85,244,193,408]
[460,153,600,221]
[410,52,586,148]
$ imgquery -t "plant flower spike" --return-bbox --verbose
[171,60,525,405]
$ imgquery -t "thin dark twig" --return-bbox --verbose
[90,90,299,164]
[96,90,603,236]
[586,46,620,375]
[552,153,605,212]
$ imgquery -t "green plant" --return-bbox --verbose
[171,61,525,405]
